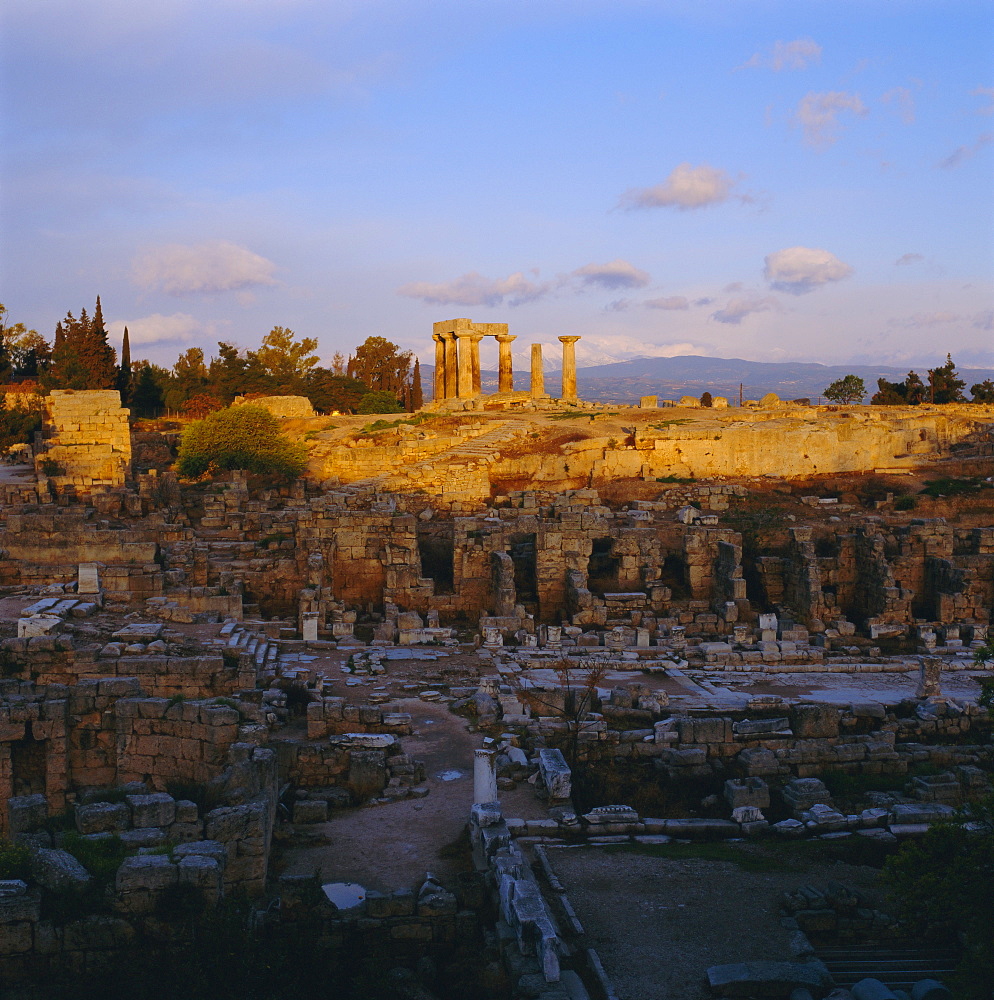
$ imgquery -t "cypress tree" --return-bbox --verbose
[411,359,423,410]
[116,326,133,403]
[80,295,117,389]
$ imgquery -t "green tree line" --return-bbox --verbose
[0,301,424,418]
[825,354,994,405]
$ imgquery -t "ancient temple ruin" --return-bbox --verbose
[431,318,581,403]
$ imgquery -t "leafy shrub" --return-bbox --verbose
[356,390,403,414]
[894,494,916,510]
[0,842,32,881]
[175,405,308,480]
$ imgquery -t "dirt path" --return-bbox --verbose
[547,843,883,1000]
[279,698,546,893]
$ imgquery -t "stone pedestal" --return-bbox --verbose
[496,334,516,393]
[473,749,498,805]
[530,344,545,398]
[558,336,580,401]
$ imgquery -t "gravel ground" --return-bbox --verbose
[279,698,548,893]
[546,842,884,1000]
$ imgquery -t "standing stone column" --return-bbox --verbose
[443,332,458,399]
[558,336,581,401]
[468,333,485,395]
[473,748,498,804]
[456,331,476,398]
[530,344,545,398]
[432,333,446,401]
[495,334,516,393]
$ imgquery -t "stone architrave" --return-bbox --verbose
[558,336,580,401]
[530,344,545,398]
[432,333,446,401]
[916,657,942,699]
[78,563,100,595]
[473,748,498,804]
[495,334,516,393]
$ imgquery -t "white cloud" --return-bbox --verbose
[973,86,994,115]
[572,259,650,289]
[881,86,916,124]
[644,296,689,310]
[893,311,961,328]
[792,91,868,148]
[937,132,993,169]
[740,38,822,72]
[711,296,781,325]
[397,271,551,307]
[895,253,924,266]
[764,246,854,294]
[133,240,278,295]
[108,312,203,347]
[620,162,738,210]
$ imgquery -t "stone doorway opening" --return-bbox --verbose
[587,537,621,596]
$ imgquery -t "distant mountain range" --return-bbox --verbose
[423,356,994,404]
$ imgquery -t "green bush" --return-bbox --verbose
[894,494,916,510]
[0,842,32,881]
[356,390,403,414]
[175,405,308,480]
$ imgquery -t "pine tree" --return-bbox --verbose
[45,299,116,390]
[116,326,133,403]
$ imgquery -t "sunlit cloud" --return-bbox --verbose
[739,38,822,72]
[573,259,650,289]
[108,312,206,347]
[937,132,993,169]
[711,296,781,325]
[397,271,552,307]
[895,253,924,266]
[764,246,854,294]
[620,162,741,210]
[792,91,868,148]
[133,240,278,296]
[644,296,689,310]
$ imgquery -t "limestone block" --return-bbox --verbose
[75,801,129,835]
[173,840,228,869]
[178,855,223,905]
[31,849,91,892]
[349,750,387,800]
[126,793,176,828]
[538,748,572,800]
[292,800,329,824]
[723,778,771,810]
[115,855,178,914]
[7,794,48,836]
[17,615,62,638]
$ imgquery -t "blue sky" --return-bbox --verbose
[2,0,992,371]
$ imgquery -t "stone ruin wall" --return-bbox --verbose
[34,389,132,489]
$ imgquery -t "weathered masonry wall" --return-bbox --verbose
[0,678,246,836]
[35,389,132,489]
[499,407,994,486]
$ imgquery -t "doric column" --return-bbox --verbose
[456,331,476,398]
[558,336,581,401]
[469,333,485,395]
[495,334,516,393]
[432,333,446,401]
[443,332,458,399]
[530,343,545,398]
